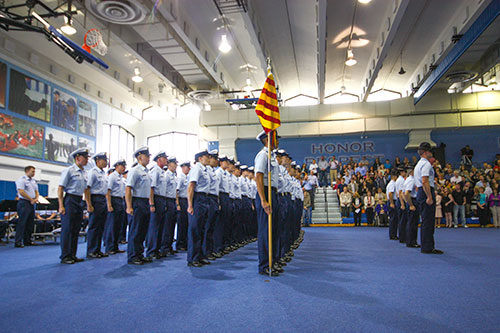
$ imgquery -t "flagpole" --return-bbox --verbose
[267,131,273,276]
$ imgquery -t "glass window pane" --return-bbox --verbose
[101,124,110,156]
[110,125,119,166]
[127,132,134,166]
[119,128,127,161]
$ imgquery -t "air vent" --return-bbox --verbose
[85,0,146,25]
[444,71,478,83]
[187,90,217,101]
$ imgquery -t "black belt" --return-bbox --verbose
[66,193,82,199]
[242,195,249,198]
[166,197,176,202]
[220,191,229,195]
[208,194,218,199]
[179,197,188,200]
[264,186,277,193]
[194,192,208,197]
[154,194,167,199]
[111,196,124,200]
[132,197,148,201]
[91,194,105,198]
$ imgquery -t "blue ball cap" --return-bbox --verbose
[248,166,255,172]
[107,168,115,175]
[240,165,248,171]
[92,152,107,161]
[180,160,191,167]
[113,159,126,167]
[208,149,219,158]
[134,146,150,158]
[153,150,167,162]
[194,150,209,160]
[70,148,89,159]
[168,156,178,163]
[218,154,228,162]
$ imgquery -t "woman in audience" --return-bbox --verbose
[352,192,363,226]
[375,187,387,205]
[364,190,375,225]
[488,187,500,228]
[442,187,454,228]
[435,190,443,228]
[375,200,388,227]
[394,156,402,168]
[476,187,489,228]
[339,186,352,218]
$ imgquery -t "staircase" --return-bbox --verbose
[311,187,342,224]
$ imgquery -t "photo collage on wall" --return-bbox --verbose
[0,57,97,165]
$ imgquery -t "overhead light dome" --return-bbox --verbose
[345,49,357,66]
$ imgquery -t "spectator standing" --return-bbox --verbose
[307,171,318,209]
[384,159,392,170]
[463,182,474,217]
[435,191,443,228]
[442,187,454,228]
[450,170,463,185]
[340,187,352,218]
[476,187,488,228]
[15,166,39,247]
[317,156,329,187]
[451,184,467,228]
[302,188,311,227]
[329,156,339,185]
[309,159,318,174]
[352,192,363,226]
[489,187,500,228]
[364,190,375,225]
[460,145,474,169]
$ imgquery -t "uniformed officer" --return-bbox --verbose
[386,170,398,240]
[85,152,109,258]
[125,147,153,265]
[415,142,443,254]
[146,151,168,259]
[58,148,89,264]
[119,169,129,244]
[104,159,127,255]
[15,165,39,247]
[226,157,237,251]
[254,130,281,276]
[202,150,220,260]
[175,161,190,251]
[187,150,211,267]
[247,167,258,240]
[403,167,420,248]
[162,156,178,255]
[396,167,407,244]
[231,162,243,247]
[214,155,231,256]
[240,165,252,244]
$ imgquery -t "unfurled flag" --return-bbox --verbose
[255,72,280,133]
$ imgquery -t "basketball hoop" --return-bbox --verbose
[83,28,107,56]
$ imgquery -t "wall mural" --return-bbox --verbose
[0,56,96,165]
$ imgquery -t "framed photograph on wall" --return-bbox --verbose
[52,87,77,132]
[0,61,6,109]
[0,112,44,159]
[78,99,97,137]
[44,126,77,164]
[78,136,95,154]
[8,68,51,122]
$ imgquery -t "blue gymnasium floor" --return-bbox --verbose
[1,228,499,332]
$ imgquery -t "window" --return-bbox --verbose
[101,124,135,167]
[147,131,207,166]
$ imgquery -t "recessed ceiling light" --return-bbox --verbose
[219,34,231,53]
[345,49,357,66]
[358,0,372,4]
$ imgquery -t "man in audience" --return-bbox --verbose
[450,170,463,185]
[317,156,329,187]
[329,156,339,185]
[15,165,39,247]
[339,186,352,218]
[451,183,467,228]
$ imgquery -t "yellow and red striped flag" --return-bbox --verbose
[255,72,280,133]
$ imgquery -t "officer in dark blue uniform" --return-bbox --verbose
[176,161,190,251]
[85,152,109,258]
[58,148,89,264]
[203,150,220,260]
[146,151,168,259]
[254,130,280,276]
[414,142,443,254]
[119,169,129,244]
[214,155,230,257]
[162,156,178,255]
[125,147,153,265]
[403,167,420,248]
[187,150,210,267]
[104,159,127,254]
[15,165,39,247]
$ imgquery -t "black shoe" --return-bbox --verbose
[106,250,117,255]
[213,252,222,258]
[98,251,109,258]
[115,249,126,253]
[128,258,143,265]
[390,237,399,240]
[141,256,153,263]
[200,259,211,265]
[259,268,279,277]
[158,251,168,258]
[14,243,24,248]
[152,253,162,260]
[421,249,444,254]
[188,261,203,267]
[399,240,405,244]
[177,247,187,252]
[25,242,37,246]
[406,244,421,248]
[119,240,127,244]
[61,257,75,264]
[168,249,178,255]
[72,256,84,263]
[273,265,284,273]
[87,252,101,259]
[207,255,216,260]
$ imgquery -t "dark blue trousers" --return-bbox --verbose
[60,194,83,260]
[278,194,288,258]
[256,188,279,272]
[388,201,398,239]
[87,195,107,254]
[417,187,436,252]
[406,202,419,246]
[232,199,243,243]
[16,199,34,245]
[127,198,150,262]
[397,199,407,244]
[203,195,219,256]
[176,197,188,250]
[161,198,177,253]
[283,195,292,252]
[105,197,124,252]
[212,195,225,253]
[120,213,129,243]
[187,193,209,263]
[220,194,232,248]
[242,197,253,241]
[146,195,166,257]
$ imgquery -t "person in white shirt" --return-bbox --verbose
[386,171,398,240]
[329,156,339,185]
[308,160,318,174]
[450,170,462,185]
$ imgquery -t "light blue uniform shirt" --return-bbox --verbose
[254,147,279,188]
[228,172,236,199]
[395,176,405,200]
[176,172,188,198]
[87,167,108,195]
[165,169,177,199]
[150,165,167,197]
[216,168,230,193]
[16,175,38,200]
[404,175,417,198]
[127,164,152,199]
[386,180,396,202]
[414,157,435,188]
[276,165,285,193]
[232,174,242,199]
[240,177,249,197]
[108,171,125,197]
[59,164,87,196]
[188,163,210,193]
[207,166,220,196]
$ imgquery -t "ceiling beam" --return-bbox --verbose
[360,0,410,102]
[317,0,327,104]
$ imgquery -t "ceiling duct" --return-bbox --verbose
[443,71,478,83]
[85,0,146,25]
[187,90,217,101]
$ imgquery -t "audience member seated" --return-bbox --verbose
[364,190,375,225]
[375,200,388,227]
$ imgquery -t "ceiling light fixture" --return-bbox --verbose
[398,52,406,75]
[219,34,232,53]
[243,78,253,93]
[345,49,357,66]
[61,15,76,35]
[358,0,372,4]
[131,67,143,83]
